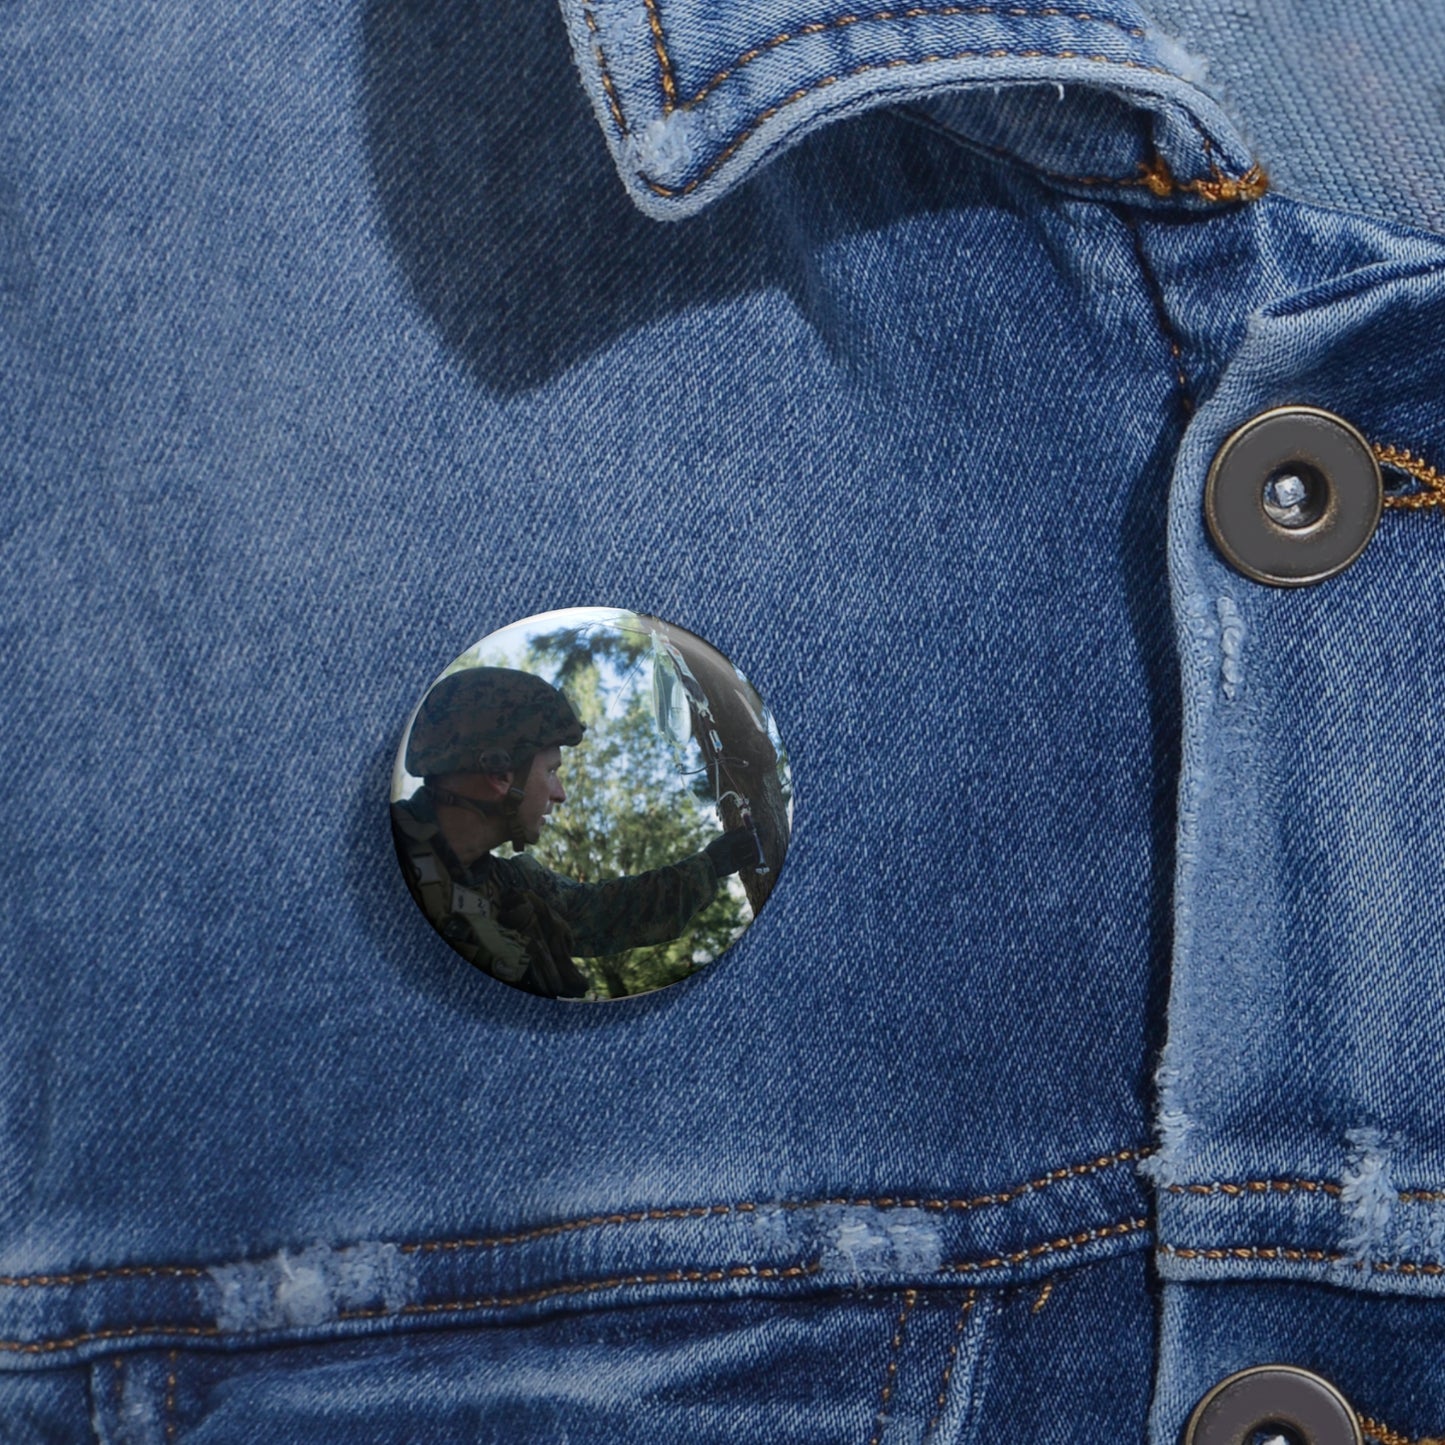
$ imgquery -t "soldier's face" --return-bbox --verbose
[516,746,566,844]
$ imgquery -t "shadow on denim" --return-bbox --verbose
[360,0,986,394]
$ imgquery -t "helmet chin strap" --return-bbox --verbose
[430,778,534,853]
[501,749,536,852]
[505,783,530,852]
[429,783,504,820]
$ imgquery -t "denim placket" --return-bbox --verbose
[1132,198,1445,1436]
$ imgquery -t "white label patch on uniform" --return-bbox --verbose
[412,855,443,885]
[451,885,490,918]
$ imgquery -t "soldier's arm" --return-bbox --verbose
[509,851,721,958]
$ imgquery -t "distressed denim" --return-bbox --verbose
[3,0,1445,1441]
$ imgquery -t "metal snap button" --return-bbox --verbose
[1183,1365,1363,1445]
[1204,406,1382,586]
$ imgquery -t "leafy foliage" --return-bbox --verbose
[504,622,750,999]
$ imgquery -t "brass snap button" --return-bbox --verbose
[1183,1365,1363,1445]
[1204,406,1382,586]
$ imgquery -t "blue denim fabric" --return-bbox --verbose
[1144,0,1445,235]
[3,0,1445,1441]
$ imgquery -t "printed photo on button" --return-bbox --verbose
[390,608,791,1000]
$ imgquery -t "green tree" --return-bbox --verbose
[507,619,776,998]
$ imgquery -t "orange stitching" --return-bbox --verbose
[1360,1414,1445,1445]
[399,1146,1151,1257]
[1375,1259,1445,1277]
[0,1212,1146,1356]
[1137,152,1173,196]
[1362,1418,1415,1445]
[1033,151,1263,199]
[0,1147,1151,1294]
[340,1259,824,1323]
[868,1288,919,1445]
[0,1323,224,1357]
[1197,165,1269,203]
[1137,151,1269,203]
[585,2,1266,205]
[643,0,677,107]
[677,6,1149,112]
[164,1348,178,1442]
[924,1291,977,1438]
[940,1217,1150,1274]
[583,7,628,133]
[782,1146,1153,1213]
[640,52,1264,200]
[0,1263,207,1288]
[1164,1177,1445,1203]
[1160,1242,1345,1264]
[1159,1242,1445,1276]
[1164,1178,1343,1198]
[644,51,1172,198]
[1374,444,1445,510]
[1030,1277,1055,1313]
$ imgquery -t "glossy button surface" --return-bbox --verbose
[1204,406,1382,586]
[1183,1365,1363,1445]
[390,607,790,1002]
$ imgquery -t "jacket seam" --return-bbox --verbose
[644,0,678,108]
[163,1349,178,1442]
[1166,1176,1445,1202]
[583,7,629,133]
[630,50,1259,200]
[642,4,1150,117]
[0,1218,1148,1356]
[924,1290,979,1437]
[0,1146,1151,1290]
[1119,208,1194,418]
[867,1288,919,1445]
[1157,1242,1445,1275]
[581,3,1266,202]
[939,1217,1148,1273]
[1166,1177,1342,1197]
[894,105,1266,204]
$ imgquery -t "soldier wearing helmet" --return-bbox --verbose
[391,666,756,998]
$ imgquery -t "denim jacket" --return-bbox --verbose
[4,0,1445,1440]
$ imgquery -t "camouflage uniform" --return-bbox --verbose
[391,786,719,998]
[391,666,720,998]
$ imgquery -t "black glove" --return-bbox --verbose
[704,828,757,878]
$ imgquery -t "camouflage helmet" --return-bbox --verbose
[405,667,585,780]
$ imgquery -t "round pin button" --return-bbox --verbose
[390,608,790,1001]
[1183,1365,1363,1445]
[1204,406,1382,586]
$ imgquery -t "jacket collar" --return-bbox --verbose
[558,0,1262,220]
